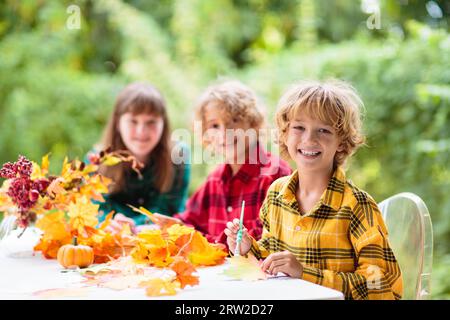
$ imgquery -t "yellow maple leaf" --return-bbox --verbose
[30,154,50,180]
[68,196,99,237]
[166,224,195,243]
[221,255,268,281]
[185,232,227,266]
[101,155,123,166]
[141,278,179,296]
[79,174,111,202]
[60,156,69,177]
[35,211,70,240]
[0,181,14,211]
[41,153,50,173]
[98,211,114,231]
[135,229,166,246]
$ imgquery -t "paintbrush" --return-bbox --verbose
[234,200,245,256]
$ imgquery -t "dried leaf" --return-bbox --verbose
[170,257,199,289]
[221,255,268,281]
[35,211,70,240]
[128,205,159,225]
[46,178,67,197]
[101,155,123,166]
[141,278,179,296]
[79,264,115,275]
[185,232,227,266]
[67,196,99,237]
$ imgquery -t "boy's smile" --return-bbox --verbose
[286,113,343,173]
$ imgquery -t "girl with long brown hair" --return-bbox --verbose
[88,82,190,227]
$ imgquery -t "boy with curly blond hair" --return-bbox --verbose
[225,80,403,300]
[156,80,291,244]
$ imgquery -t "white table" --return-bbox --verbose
[0,251,343,300]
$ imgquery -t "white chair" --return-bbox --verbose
[378,192,433,300]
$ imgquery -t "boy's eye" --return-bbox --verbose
[209,123,220,129]
[318,128,331,134]
[293,126,305,131]
[130,119,138,125]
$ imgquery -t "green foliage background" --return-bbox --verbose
[0,0,449,298]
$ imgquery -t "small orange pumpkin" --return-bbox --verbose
[57,237,94,269]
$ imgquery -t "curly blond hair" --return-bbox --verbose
[195,80,265,140]
[275,79,366,167]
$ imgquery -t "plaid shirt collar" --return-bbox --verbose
[218,143,270,184]
[277,166,346,212]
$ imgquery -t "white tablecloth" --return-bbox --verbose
[0,251,343,300]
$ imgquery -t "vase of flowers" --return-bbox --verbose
[0,155,47,257]
[0,152,142,259]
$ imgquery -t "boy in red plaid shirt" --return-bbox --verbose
[154,80,291,245]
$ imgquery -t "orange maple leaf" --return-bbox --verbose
[183,232,227,266]
[147,245,174,267]
[34,211,72,258]
[34,238,71,259]
[46,178,67,198]
[170,257,199,289]
[35,211,70,240]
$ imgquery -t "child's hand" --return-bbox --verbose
[151,213,182,228]
[261,251,303,278]
[224,218,252,255]
[105,213,137,234]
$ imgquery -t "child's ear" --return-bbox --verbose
[337,143,345,153]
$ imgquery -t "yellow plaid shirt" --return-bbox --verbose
[250,167,403,300]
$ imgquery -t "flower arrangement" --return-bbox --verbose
[0,151,143,261]
[0,155,50,229]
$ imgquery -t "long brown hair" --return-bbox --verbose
[98,82,174,194]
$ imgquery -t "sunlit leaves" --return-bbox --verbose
[131,224,227,267]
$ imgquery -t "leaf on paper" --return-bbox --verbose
[221,255,268,281]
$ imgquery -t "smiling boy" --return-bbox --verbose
[225,80,403,300]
